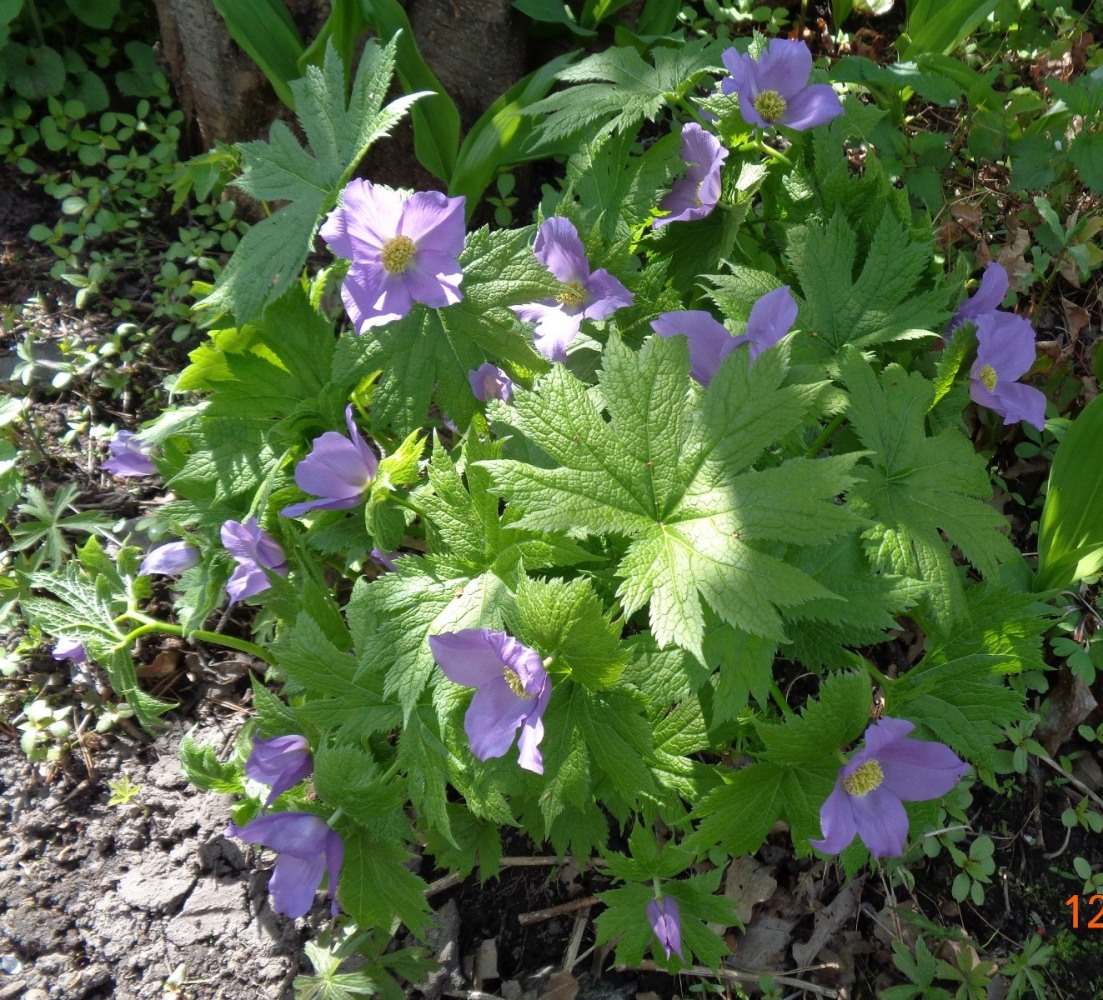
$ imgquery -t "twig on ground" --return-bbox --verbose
[623,960,840,998]
[1036,750,1103,812]
[427,856,600,897]
[518,896,599,926]
[561,905,591,970]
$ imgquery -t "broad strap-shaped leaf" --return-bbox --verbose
[523,39,718,148]
[841,350,1018,625]
[199,38,422,323]
[483,334,861,658]
[1036,392,1103,590]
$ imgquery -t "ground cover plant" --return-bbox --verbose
[4,1,1103,997]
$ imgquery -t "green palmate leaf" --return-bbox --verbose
[507,575,626,690]
[23,569,173,730]
[418,435,592,576]
[691,674,869,855]
[180,730,244,794]
[1036,393,1103,590]
[783,537,925,670]
[483,335,860,658]
[555,130,679,244]
[756,672,871,767]
[356,559,510,714]
[841,351,1018,625]
[339,831,432,935]
[198,38,423,324]
[703,618,776,723]
[250,676,300,737]
[786,208,946,358]
[523,39,718,149]
[595,869,736,969]
[886,653,1028,767]
[924,584,1055,674]
[422,803,503,880]
[538,683,658,839]
[313,746,407,837]
[271,612,358,696]
[687,760,784,857]
[398,709,457,843]
[367,226,554,438]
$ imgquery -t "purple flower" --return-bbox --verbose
[468,363,514,403]
[428,628,551,774]
[810,717,970,859]
[319,179,466,333]
[511,217,634,362]
[721,39,843,131]
[246,734,313,807]
[970,311,1046,432]
[369,547,399,572]
[227,812,343,918]
[652,286,797,385]
[102,431,156,478]
[948,261,1008,334]
[647,897,684,961]
[654,123,728,228]
[282,406,379,519]
[139,541,199,576]
[52,637,86,664]
[220,518,289,602]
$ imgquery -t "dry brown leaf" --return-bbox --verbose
[722,855,778,925]
[950,203,984,235]
[538,971,579,1000]
[792,877,864,967]
[1062,298,1090,339]
[1037,664,1099,754]
[728,912,796,970]
[136,649,182,679]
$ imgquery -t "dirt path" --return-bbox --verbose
[0,722,304,1000]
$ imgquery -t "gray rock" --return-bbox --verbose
[165,878,249,946]
[117,854,197,914]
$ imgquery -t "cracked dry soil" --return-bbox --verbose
[0,720,306,1000]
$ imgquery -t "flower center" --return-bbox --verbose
[503,667,532,699]
[979,364,998,392]
[381,234,417,274]
[556,280,588,308]
[754,89,788,123]
[842,759,884,797]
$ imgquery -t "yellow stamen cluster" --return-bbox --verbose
[381,234,417,274]
[978,364,998,392]
[754,89,788,123]
[556,279,587,308]
[842,759,884,797]
[503,667,532,698]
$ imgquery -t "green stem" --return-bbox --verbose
[674,97,708,129]
[756,138,794,170]
[114,618,274,664]
[770,680,796,718]
[806,412,846,457]
[859,658,892,690]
